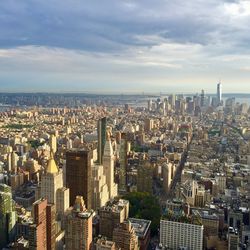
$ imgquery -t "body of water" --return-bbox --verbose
[230,98,250,105]
[130,95,250,108]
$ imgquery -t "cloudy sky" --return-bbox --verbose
[0,0,250,93]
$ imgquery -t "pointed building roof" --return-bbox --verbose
[46,151,59,174]
[104,136,113,157]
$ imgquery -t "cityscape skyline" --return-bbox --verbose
[1,1,250,249]
[0,83,250,249]
[1,0,250,92]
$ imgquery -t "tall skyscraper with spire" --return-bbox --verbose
[118,133,128,194]
[103,132,118,199]
[217,82,222,104]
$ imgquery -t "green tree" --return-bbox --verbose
[124,192,161,235]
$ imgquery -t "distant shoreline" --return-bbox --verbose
[0,92,250,97]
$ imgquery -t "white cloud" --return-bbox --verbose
[0,0,250,92]
[224,0,250,17]
[240,66,250,71]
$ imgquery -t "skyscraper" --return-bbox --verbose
[217,82,222,104]
[113,221,139,250]
[65,196,93,250]
[40,152,69,215]
[99,199,129,240]
[29,199,48,250]
[119,134,128,194]
[201,89,205,107]
[41,152,62,204]
[49,134,57,154]
[98,117,107,164]
[92,163,109,210]
[162,162,174,194]
[66,149,92,208]
[29,199,57,250]
[168,94,176,108]
[0,184,17,249]
[103,134,118,199]
[46,204,56,250]
[7,151,18,173]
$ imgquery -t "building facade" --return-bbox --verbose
[41,153,69,215]
[103,135,118,199]
[65,196,93,250]
[0,184,17,249]
[66,149,92,208]
[29,199,48,250]
[98,117,107,164]
[92,164,109,210]
[99,199,129,240]
[160,219,203,250]
[113,221,139,250]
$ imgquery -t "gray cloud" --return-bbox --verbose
[0,0,250,92]
[0,0,249,53]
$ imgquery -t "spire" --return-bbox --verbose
[106,130,111,141]
[46,151,59,174]
[103,135,113,157]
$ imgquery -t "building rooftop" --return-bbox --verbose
[18,214,33,225]
[101,199,129,213]
[17,237,29,245]
[162,212,203,226]
[67,147,91,153]
[96,238,116,248]
[77,211,93,219]
[128,218,151,238]
[193,210,219,221]
[15,190,35,199]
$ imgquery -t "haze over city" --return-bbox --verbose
[1,0,250,93]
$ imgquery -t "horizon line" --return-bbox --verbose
[0,91,250,96]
